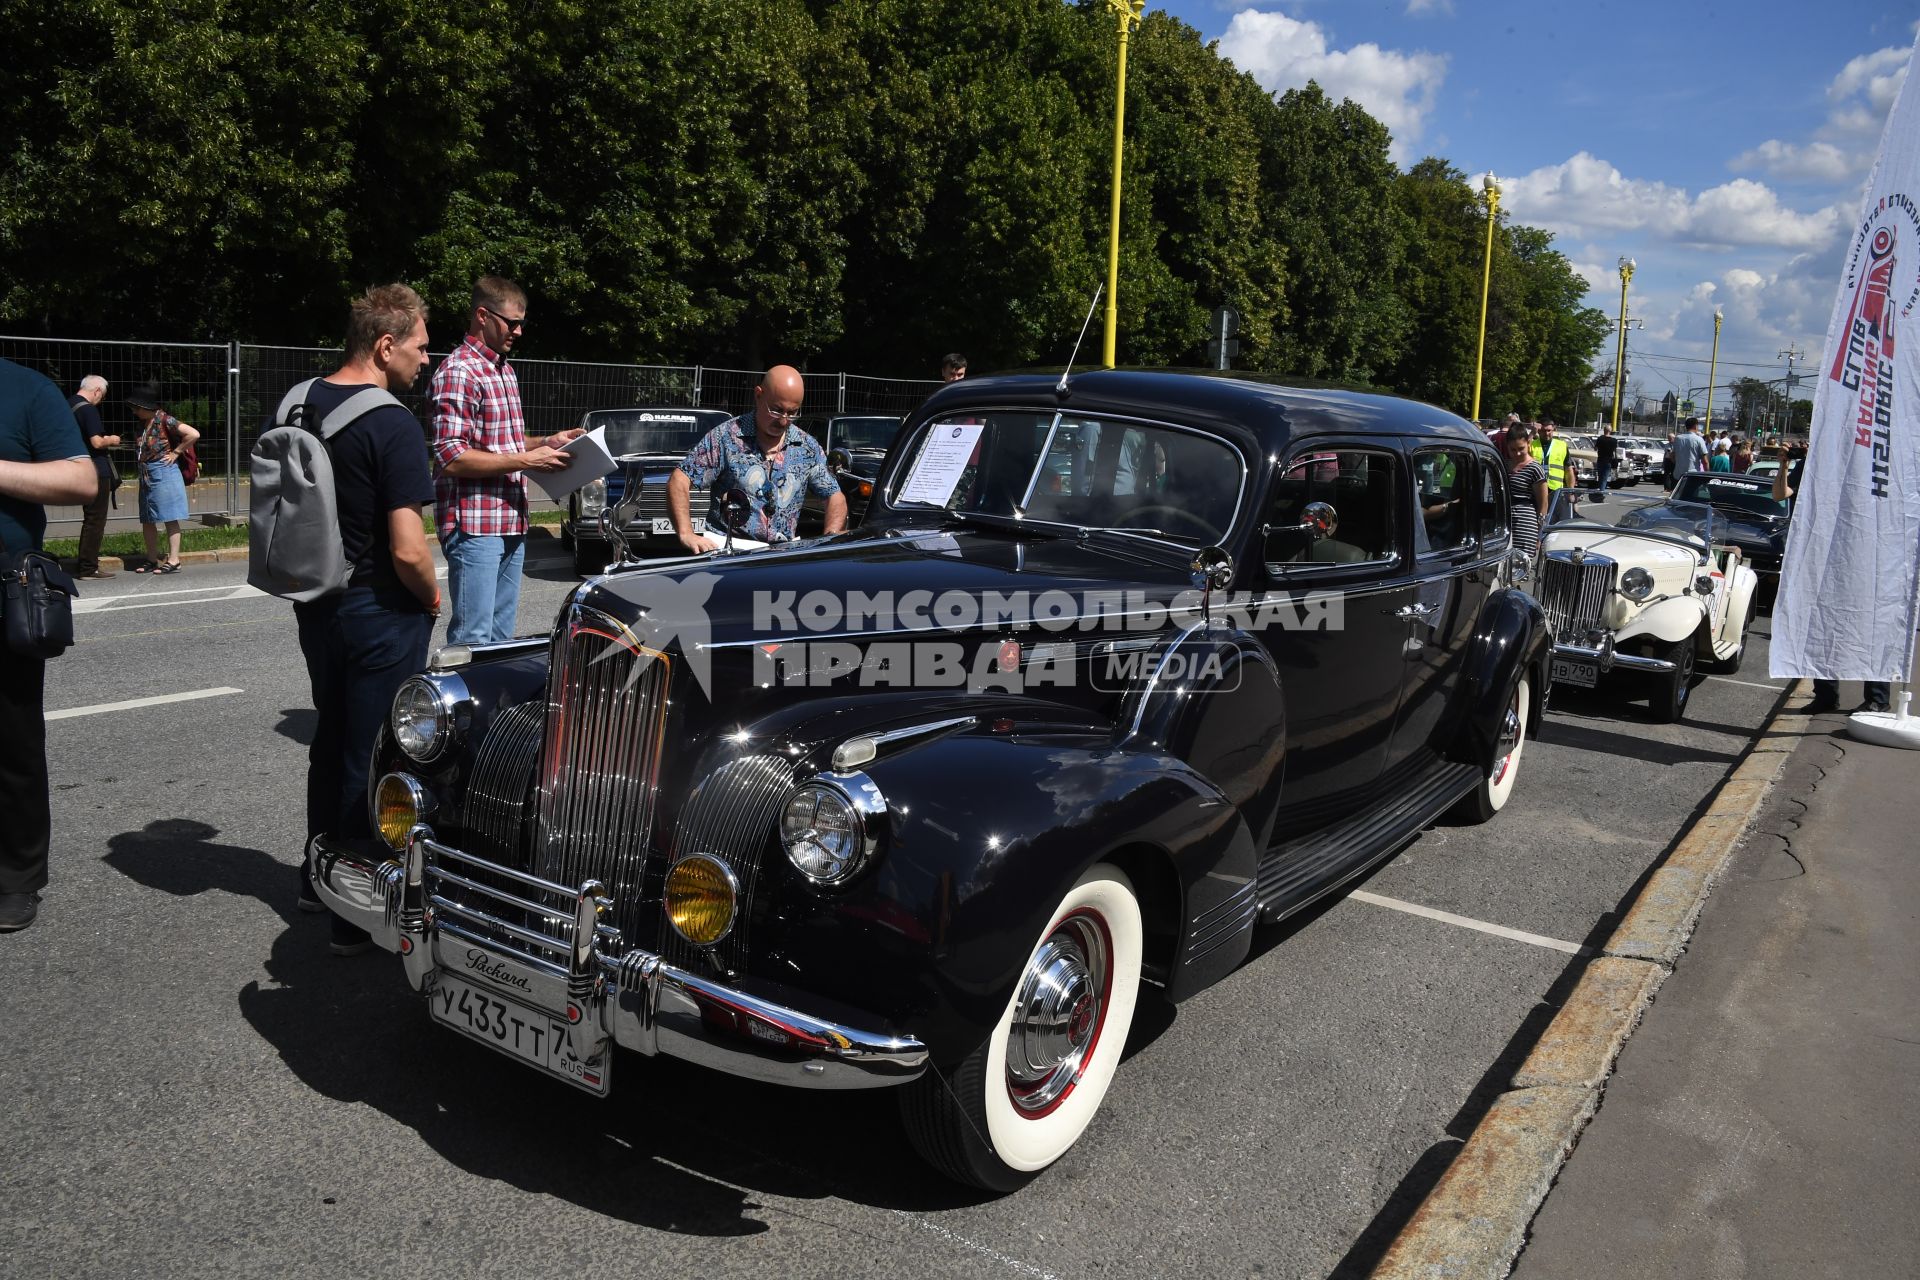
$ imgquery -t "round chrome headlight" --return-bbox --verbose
[781,781,871,884]
[1620,566,1654,601]
[391,675,457,762]
[578,477,607,519]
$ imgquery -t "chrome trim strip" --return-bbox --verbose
[831,715,976,770]
[1121,617,1211,743]
[433,841,577,898]
[1017,411,1065,512]
[433,918,572,982]
[429,894,574,958]
[427,865,561,920]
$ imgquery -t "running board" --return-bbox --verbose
[1256,759,1481,923]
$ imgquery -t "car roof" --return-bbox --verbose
[913,369,1485,453]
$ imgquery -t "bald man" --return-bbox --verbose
[670,365,846,551]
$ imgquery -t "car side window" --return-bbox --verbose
[1263,448,1402,571]
[1412,448,1475,555]
[1477,450,1508,547]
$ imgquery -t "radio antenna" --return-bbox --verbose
[1057,284,1104,393]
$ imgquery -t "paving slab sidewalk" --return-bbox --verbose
[1510,717,1920,1279]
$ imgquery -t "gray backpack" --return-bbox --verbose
[248,378,403,601]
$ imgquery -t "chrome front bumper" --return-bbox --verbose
[1551,638,1676,674]
[308,829,928,1090]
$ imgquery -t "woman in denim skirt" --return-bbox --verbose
[127,382,198,573]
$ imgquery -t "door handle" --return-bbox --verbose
[1394,603,1438,621]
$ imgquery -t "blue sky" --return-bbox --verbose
[1150,0,1915,414]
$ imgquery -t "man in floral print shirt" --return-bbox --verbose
[668,365,845,551]
[430,275,581,643]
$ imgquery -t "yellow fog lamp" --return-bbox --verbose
[375,773,434,851]
[664,853,739,946]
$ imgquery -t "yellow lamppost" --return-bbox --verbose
[1704,307,1723,434]
[1101,0,1146,369]
[1611,256,1635,434]
[1470,172,1501,421]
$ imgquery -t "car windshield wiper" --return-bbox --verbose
[935,509,1069,537]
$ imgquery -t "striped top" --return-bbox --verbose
[1507,460,1547,555]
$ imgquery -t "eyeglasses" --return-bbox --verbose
[481,306,525,333]
[761,404,801,423]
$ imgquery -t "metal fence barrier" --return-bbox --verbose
[1,335,943,528]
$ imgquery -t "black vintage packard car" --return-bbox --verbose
[310,371,1548,1190]
[560,406,735,574]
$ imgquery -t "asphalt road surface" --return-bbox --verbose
[1,545,1789,1280]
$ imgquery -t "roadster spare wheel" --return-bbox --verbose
[901,862,1143,1191]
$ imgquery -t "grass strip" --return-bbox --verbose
[45,509,564,559]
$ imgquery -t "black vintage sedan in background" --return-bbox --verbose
[799,413,902,535]
[1670,471,1792,604]
[310,371,1549,1191]
[560,406,735,574]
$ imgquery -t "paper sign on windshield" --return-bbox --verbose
[897,424,984,506]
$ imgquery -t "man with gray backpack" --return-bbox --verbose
[250,283,440,955]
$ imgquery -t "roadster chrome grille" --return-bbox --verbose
[534,604,672,943]
[1538,552,1615,641]
[459,699,542,866]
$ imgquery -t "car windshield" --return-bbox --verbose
[1672,473,1790,518]
[828,416,901,452]
[888,410,1243,544]
[1548,487,1714,547]
[584,409,725,457]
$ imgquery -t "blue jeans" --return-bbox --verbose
[1595,463,1613,491]
[295,588,434,840]
[442,529,526,645]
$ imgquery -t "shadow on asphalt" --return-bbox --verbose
[274,707,316,745]
[1534,717,1741,767]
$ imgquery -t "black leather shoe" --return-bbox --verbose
[1855,698,1891,714]
[1803,694,1840,715]
[0,892,41,932]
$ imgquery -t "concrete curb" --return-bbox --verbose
[1369,680,1810,1280]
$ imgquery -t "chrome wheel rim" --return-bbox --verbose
[1007,910,1112,1117]
[1492,693,1523,784]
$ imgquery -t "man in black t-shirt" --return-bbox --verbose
[69,374,120,578]
[0,358,98,932]
[290,284,441,955]
[1594,425,1618,491]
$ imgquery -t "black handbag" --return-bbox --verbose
[1,548,78,658]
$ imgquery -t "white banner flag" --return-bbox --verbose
[1773,33,1920,682]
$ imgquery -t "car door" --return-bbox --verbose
[1391,443,1500,769]
[1255,444,1419,839]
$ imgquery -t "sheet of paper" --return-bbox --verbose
[897,423,983,507]
[531,425,618,503]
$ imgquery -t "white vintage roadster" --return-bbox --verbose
[1535,488,1759,722]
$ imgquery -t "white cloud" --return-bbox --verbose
[1730,139,1860,185]
[1502,152,1845,251]
[1216,10,1447,163]
[1404,0,1453,15]
[1819,44,1910,138]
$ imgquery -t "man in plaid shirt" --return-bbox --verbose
[430,275,580,644]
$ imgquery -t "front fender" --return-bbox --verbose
[1617,596,1707,649]
[750,734,1256,1066]
[1460,586,1549,760]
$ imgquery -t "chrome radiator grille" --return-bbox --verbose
[534,604,672,943]
[658,753,798,972]
[1537,552,1615,640]
[458,699,542,866]
[620,482,708,526]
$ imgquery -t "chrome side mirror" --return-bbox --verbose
[827,447,851,473]
[1191,545,1234,592]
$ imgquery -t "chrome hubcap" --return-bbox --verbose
[1007,913,1109,1114]
[1492,698,1522,784]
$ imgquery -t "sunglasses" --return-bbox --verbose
[481,306,525,333]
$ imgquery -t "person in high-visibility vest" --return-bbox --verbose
[1531,419,1573,492]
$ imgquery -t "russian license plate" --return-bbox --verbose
[650,518,704,535]
[1551,656,1599,688]
[428,972,611,1096]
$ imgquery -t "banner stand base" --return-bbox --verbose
[1847,686,1920,750]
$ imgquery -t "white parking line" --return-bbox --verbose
[46,687,245,721]
[1348,890,1591,956]
[76,566,449,613]
[1706,675,1788,692]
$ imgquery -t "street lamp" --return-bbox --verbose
[1100,0,1147,369]
[1704,307,1723,434]
[1611,256,1635,434]
[1470,172,1501,422]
